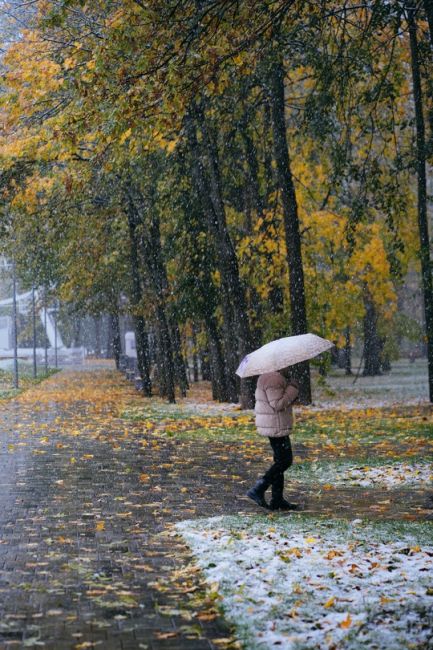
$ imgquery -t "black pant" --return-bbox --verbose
[262,436,293,496]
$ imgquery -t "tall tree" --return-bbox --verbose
[266,54,311,403]
[406,1,433,401]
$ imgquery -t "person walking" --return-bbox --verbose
[247,367,299,511]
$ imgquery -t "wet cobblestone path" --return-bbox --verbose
[0,368,237,650]
[0,367,431,649]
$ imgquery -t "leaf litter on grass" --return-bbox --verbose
[120,398,433,460]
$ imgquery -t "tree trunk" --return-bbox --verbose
[109,311,122,369]
[362,295,382,376]
[263,101,276,203]
[206,316,229,402]
[192,351,199,382]
[72,316,81,347]
[156,305,176,403]
[345,327,352,376]
[192,325,199,382]
[185,111,247,403]
[240,376,256,409]
[146,209,177,403]
[186,117,238,402]
[200,348,211,381]
[134,315,151,392]
[219,283,240,402]
[241,117,265,218]
[154,329,166,396]
[381,346,391,373]
[94,316,101,358]
[170,319,189,397]
[106,313,113,360]
[240,117,264,351]
[422,0,433,48]
[408,3,433,402]
[268,57,311,403]
[125,193,152,395]
[126,181,177,402]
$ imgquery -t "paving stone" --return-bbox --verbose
[0,368,233,650]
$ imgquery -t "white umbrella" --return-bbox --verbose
[236,333,334,378]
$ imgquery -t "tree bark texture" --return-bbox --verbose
[126,180,178,403]
[192,324,199,382]
[345,327,352,376]
[185,110,252,404]
[170,319,189,397]
[206,316,229,402]
[268,57,311,403]
[125,192,152,396]
[94,316,101,358]
[408,3,433,402]
[142,205,177,403]
[362,294,382,376]
[109,311,122,370]
[422,0,433,49]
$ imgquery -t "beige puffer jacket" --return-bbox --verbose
[254,372,299,438]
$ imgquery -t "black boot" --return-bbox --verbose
[270,498,299,511]
[246,478,270,509]
[269,475,299,511]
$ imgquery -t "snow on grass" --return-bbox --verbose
[312,358,430,408]
[292,460,433,489]
[176,515,433,650]
[332,462,433,488]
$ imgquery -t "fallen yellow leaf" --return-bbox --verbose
[340,614,352,629]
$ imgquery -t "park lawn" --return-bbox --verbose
[120,401,433,461]
[122,396,433,487]
[176,514,433,650]
[125,391,433,649]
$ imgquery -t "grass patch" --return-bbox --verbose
[163,424,256,441]
[121,403,433,441]
[0,366,59,399]
[122,404,202,421]
[294,410,433,444]
[180,512,433,545]
[120,401,433,462]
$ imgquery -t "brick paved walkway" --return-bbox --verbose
[0,369,237,650]
[0,367,431,650]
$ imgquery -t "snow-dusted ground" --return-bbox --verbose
[310,358,429,410]
[177,516,433,650]
[181,358,430,414]
[330,462,433,488]
[121,359,430,419]
[292,461,433,489]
